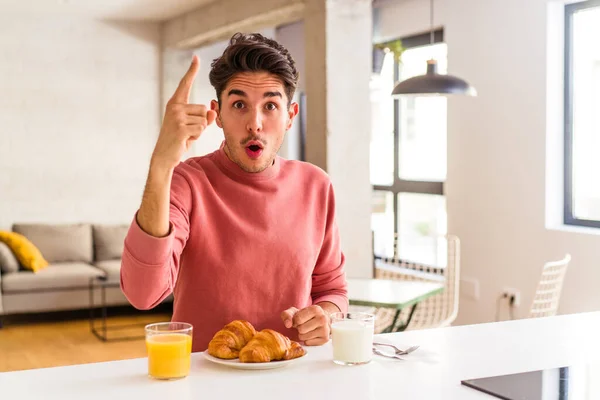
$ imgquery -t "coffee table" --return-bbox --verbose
[88,276,147,342]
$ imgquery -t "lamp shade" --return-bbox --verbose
[391,60,477,97]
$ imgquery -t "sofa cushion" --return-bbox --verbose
[94,260,121,282]
[13,223,93,263]
[93,224,128,261]
[1,262,104,292]
[0,231,49,273]
[0,240,21,274]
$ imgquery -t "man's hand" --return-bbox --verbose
[281,303,339,346]
[137,56,217,238]
[151,55,217,171]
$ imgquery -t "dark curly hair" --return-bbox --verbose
[209,32,299,106]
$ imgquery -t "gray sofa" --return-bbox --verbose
[0,223,138,322]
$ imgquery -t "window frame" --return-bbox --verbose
[372,29,445,259]
[564,0,600,228]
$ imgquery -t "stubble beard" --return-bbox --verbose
[224,139,279,173]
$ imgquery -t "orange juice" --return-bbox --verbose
[146,333,192,379]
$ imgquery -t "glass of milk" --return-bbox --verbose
[330,312,375,365]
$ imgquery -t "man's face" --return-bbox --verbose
[211,72,299,173]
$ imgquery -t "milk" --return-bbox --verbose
[331,320,374,365]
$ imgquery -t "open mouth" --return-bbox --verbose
[245,142,264,159]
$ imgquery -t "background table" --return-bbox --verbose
[347,277,444,332]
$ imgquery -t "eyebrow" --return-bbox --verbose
[263,91,282,99]
[227,89,283,99]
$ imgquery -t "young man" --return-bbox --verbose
[121,33,348,352]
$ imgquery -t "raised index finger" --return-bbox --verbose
[170,55,200,104]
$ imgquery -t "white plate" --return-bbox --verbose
[202,350,306,370]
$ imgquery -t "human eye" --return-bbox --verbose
[265,102,278,111]
[233,101,245,109]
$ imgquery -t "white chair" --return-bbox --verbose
[529,254,571,318]
[362,234,461,333]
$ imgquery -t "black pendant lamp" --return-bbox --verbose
[391,0,476,97]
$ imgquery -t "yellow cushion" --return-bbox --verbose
[0,231,49,273]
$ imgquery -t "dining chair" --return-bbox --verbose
[358,234,461,333]
[529,254,571,318]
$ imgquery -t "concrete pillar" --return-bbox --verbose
[275,21,306,161]
[304,0,373,278]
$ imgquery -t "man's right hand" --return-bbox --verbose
[137,56,216,238]
[151,55,217,171]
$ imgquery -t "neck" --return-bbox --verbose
[223,141,233,162]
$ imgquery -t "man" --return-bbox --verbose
[121,33,348,352]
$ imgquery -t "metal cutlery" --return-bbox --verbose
[372,347,405,360]
[373,342,420,355]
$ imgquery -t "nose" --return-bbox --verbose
[246,108,263,133]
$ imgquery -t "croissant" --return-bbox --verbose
[239,329,306,363]
[207,320,257,359]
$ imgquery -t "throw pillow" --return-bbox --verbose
[0,231,49,273]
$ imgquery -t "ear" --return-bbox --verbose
[286,102,299,130]
[211,100,222,128]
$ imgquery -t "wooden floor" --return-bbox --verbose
[0,308,171,373]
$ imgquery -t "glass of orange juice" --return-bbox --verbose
[145,322,193,380]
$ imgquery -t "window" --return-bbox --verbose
[370,30,447,266]
[564,0,600,228]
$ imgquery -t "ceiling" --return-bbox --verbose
[0,0,220,21]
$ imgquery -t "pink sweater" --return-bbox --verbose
[120,143,348,352]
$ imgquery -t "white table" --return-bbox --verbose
[3,312,600,399]
[347,277,444,332]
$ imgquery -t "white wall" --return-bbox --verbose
[377,0,600,325]
[0,16,161,229]
[376,0,444,42]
